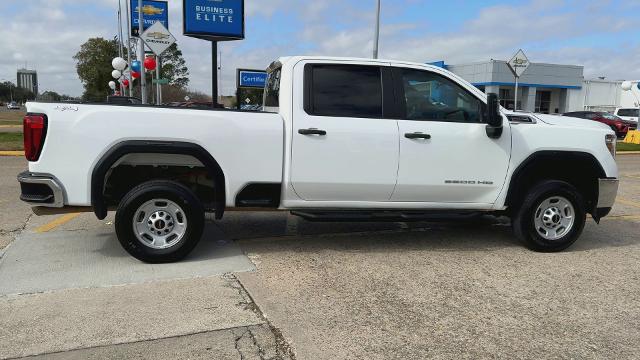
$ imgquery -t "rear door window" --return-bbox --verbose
[305,64,383,118]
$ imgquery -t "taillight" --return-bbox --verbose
[23,114,47,161]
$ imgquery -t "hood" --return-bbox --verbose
[533,113,612,131]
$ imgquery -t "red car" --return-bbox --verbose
[563,111,636,138]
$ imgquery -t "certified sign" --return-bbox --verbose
[237,69,267,88]
[130,0,169,37]
[141,21,176,55]
[508,49,530,77]
[183,0,244,41]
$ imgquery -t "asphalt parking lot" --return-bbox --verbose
[1,155,640,359]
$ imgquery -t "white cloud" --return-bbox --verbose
[1,0,639,97]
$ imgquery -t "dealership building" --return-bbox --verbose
[433,60,639,114]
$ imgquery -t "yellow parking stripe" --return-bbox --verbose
[602,214,640,221]
[0,151,24,156]
[35,213,81,233]
[617,197,640,209]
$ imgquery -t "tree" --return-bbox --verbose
[161,43,189,88]
[128,41,190,102]
[74,37,119,102]
[0,82,35,103]
[40,91,76,102]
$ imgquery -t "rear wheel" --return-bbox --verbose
[115,180,204,263]
[513,180,586,252]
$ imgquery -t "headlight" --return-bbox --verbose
[605,134,616,158]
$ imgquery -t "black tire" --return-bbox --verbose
[115,180,204,263]
[513,180,586,252]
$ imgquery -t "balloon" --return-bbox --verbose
[131,71,140,79]
[144,56,157,71]
[622,81,633,91]
[122,79,130,87]
[108,81,116,90]
[131,60,141,72]
[112,57,127,71]
[111,70,122,79]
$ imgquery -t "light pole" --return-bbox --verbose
[372,0,381,59]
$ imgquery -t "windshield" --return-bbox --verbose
[601,113,622,120]
[617,108,639,117]
[263,67,281,109]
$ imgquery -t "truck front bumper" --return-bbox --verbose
[17,171,65,208]
[593,178,619,220]
[597,178,618,208]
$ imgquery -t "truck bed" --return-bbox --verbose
[26,102,284,206]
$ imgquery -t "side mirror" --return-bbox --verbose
[485,93,503,139]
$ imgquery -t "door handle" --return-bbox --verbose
[404,132,431,139]
[298,128,327,136]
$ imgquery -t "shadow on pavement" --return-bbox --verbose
[217,211,640,255]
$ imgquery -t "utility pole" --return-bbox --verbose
[372,0,380,59]
[138,0,147,104]
[117,1,124,59]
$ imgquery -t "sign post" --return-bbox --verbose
[138,0,146,104]
[507,49,530,111]
[183,0,245,107]
[141,21,176,105]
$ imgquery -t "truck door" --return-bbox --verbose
[289,62,399,201]
[390,66,511,204]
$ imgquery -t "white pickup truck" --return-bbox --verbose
[19,56,619,262]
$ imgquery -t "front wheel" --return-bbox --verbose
[115,180,205,263]
[513,180,586,252]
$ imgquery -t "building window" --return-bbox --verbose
[535,91,551,114]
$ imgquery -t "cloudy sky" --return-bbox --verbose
[0,0,639,97]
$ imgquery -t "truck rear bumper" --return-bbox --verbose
[17,171,65,208]
[597,178,618,209]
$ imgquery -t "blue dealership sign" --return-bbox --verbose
[130,0,169,36]
[238,69,267,88]
[183,0,244,41]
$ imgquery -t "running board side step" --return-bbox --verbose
[290,210,487,222]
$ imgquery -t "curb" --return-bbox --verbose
[0,125,21,129]
[617,151,640,155]
[0,151,24,157]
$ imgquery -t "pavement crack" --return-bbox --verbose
[0,213,32,236]
[224,273,297,360]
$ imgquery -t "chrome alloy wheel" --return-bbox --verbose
[133,199,188,249]
[533,196,575,241]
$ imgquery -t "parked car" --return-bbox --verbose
[563,111,636,138]
[7,101,20,110]
[614,107,639,124]
[18,56,619,262]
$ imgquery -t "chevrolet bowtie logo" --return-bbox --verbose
[139,5,164,15]
[147,32,170,40]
